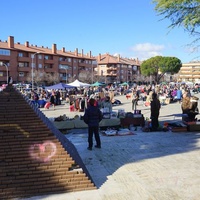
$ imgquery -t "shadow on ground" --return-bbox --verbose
[65,127,200,188]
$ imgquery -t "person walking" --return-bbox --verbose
[150,92,161,131]
[83,98,103,150]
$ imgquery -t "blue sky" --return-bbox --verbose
[1,0,199,63]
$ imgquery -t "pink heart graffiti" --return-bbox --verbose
[29,141,57,162]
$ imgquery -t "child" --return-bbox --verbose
[69,101,75,112]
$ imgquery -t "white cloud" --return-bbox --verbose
[130,43,165,61]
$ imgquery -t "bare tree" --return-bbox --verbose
[45,72,60,84]
[26,70,46,86]
[78,71,92,83]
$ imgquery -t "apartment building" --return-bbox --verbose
[0,36,97,85]
[96,53,141,84]
[0,36,142,85]
[178,61,200,83]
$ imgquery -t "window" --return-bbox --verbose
[18,62,29,67]
[68,58,71,62]
[59,57,65,61]
[74,59,76,63]
[44,64,53,69]
[18,53,23,57]
[0,49,10,56]
[92,60,97,65]
[38,64,42,68]
[44,55,49,60]
[0,61,9,66]
[44,55,53,60]
[38,55,42,59]
[19,72,24,77]
[0,72,3,76]
[59,73,63,78]
[59,64,69,69]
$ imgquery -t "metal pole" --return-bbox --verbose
[3,63,8,84]
[92,62,93,83]
[65,67,67,84]
[31,52,40,91]
[31,56,34,91]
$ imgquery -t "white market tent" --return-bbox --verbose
[68,79,90,87]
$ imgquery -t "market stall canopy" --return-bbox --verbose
[160,82,167,85]
[45,83,75,90]
[119,82,129,86]
[90,81,105,87]
[68,79,90,87]
[185,81,194,87]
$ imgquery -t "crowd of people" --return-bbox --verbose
[17,82,199,112]
[15,81,200,149]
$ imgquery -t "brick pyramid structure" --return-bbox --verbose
[0,85,96,199]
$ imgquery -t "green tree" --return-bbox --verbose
[153,0,200,46]
[140,56,182,83]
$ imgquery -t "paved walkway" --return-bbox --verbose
[23,95,200,200]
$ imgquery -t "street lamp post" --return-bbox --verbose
[2,63,8,84]
[65,68,68,83]
[31,52,40,91]
[92,62,93,83]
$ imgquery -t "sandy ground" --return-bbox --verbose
[21,94,200,200]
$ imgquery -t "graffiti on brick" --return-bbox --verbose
[29,141,57,162]
[0,124,29,137]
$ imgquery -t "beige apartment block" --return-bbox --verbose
[178,62,200,83]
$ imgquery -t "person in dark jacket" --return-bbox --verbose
[50,91,56,110]
[83,98,103,150]
[150,92,161,131]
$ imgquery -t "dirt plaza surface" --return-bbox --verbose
[22,94,200,200]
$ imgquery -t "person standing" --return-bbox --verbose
[176,87,182,103]
[150,92,161,131]
[101,96,112,113]
[83,98,103,150]
[8,76,13,84]
[132,90,139,111]
[56,90,61,105]
[50,90,56,110]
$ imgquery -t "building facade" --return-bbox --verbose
[178,61,200,83]
[96,53,141,84]
[0,36,97,85]
[0,36,141,85]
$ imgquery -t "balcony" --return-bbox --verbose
[44,68,54,73]
[0,55,10,61]
[44,59,54,64]
[59,60,69,65]
[17,57,30,62]
[17,67,30,72]
[0,66,8,71]
[107,67,117,71]
[107,73,117,76]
